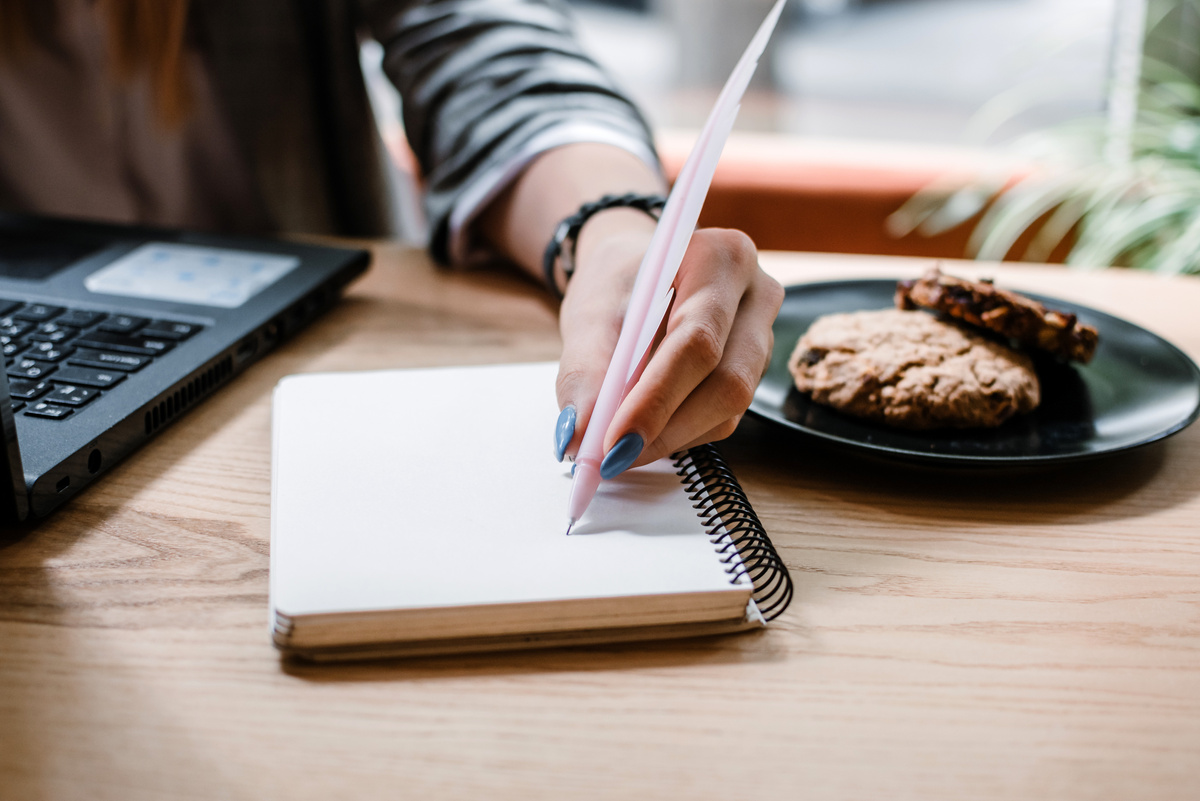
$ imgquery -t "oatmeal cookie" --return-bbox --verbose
[788,309,1040,430]
[896,266,1099,363]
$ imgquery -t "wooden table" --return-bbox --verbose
[2,246,1197,800]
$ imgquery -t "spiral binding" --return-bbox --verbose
[672,444,793,621]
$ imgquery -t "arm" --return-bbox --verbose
[358,0,659,263]
[362,0,782,470]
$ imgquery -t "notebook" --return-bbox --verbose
[0,213,368,523]
[269,361,791,660]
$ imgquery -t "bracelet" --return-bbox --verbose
[542,192,667,299]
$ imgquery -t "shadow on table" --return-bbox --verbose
[278,624,793,682]
[724,413,1194,527]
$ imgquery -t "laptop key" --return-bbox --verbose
[50,366,125,389]
[8,377,52,401]
[7,358,56,380]
[56,309,107,328]
[24,342,72,362]
[69,348,151,372]
[12,303,65,323]
[96,314,148,334]
[29,322,79,344]
[24,401,72,419]
[1,335,27,359]
[44,384,99,407]
[0,319,33,338]
[75,330,173,356]
[141,320,200,341]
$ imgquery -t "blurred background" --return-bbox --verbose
[364,0,1142,261]
[567,0,1116,146]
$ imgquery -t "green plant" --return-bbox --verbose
[889,0,1200,274]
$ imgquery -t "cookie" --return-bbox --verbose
[896,266,1099,363]
[788,309,1040,430]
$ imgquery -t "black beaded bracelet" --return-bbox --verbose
[542,192,667,299]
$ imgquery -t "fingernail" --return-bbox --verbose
[554,405,576,462]
[600,433,644,480]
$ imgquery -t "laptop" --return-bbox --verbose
[0,213,369,523]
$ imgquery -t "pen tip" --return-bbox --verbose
[565,519,575,536]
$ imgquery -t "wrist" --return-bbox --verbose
[573,208,658,279]
[541,193,666,298]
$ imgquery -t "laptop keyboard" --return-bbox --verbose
[0,299,203,420]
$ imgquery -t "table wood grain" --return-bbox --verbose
[1,245,1197,801]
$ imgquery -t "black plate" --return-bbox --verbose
[749,279,1200,468]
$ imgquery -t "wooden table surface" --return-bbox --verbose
[1,246,1197,801]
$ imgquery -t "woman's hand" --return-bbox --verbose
[474,142,783,474]
[554,208,784,475]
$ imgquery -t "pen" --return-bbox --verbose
[565,0,788,534]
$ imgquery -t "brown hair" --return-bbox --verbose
[0,0,193,128]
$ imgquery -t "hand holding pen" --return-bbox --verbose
[554,224,782,490]
[556,0,789,531]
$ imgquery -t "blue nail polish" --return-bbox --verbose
[554,405,576,462]
[600,433,644,480]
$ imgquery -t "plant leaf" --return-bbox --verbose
[968,172,1085,260]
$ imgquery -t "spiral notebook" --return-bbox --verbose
[269,362,791,660]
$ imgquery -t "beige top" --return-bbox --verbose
[0,0,270,232]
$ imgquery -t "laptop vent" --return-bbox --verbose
[144,356,233,435]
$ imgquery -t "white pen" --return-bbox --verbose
[565,0,788,534]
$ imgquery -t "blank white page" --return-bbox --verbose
[270,362,749,621]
